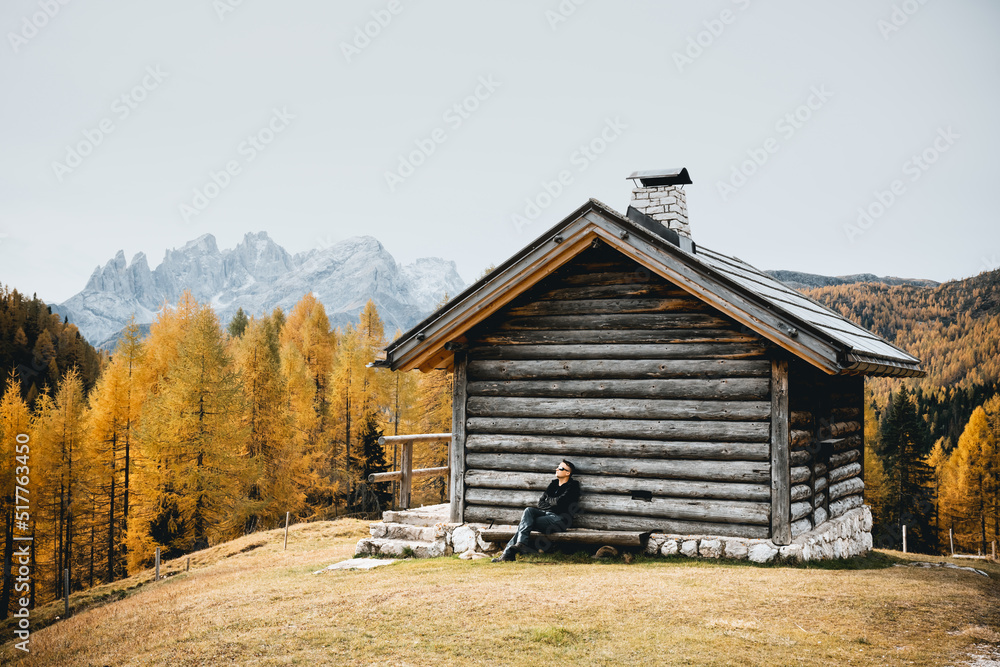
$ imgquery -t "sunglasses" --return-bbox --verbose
[556,466,569,472]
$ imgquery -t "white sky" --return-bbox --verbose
[1,0,998,303]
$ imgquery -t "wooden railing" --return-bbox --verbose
[368,433,452,509]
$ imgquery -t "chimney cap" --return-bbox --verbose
[627,168,692,187]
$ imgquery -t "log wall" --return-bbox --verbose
[787,360,864,536]
[460,244,775,538]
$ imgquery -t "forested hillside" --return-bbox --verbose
[0,286,104,403]
[804,268,1000,396]
[804,270,1000,556]
[0,290,451,619]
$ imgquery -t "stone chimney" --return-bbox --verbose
[627,168,693,240]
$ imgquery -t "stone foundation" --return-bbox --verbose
[643,506,873,563]
[357,504,874,563]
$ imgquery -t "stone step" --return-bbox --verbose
[370,522,439,542]
[381,504,450,528]
[355,537,448,559]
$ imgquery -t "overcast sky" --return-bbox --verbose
[1,0,998,304]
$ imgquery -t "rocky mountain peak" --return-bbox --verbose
[55,233,467,349]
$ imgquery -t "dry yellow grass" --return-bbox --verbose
[2,520,999,666]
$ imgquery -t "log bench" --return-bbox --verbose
[478,527,649,548]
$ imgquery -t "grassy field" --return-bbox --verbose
[2,519,999,666]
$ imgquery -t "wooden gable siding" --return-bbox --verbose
[460,244,776,539]
[787,359,865,538]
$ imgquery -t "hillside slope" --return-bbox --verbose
[3,521,998,666]
[803,269,1000,396]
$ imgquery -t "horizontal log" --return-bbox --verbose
[499,313,733,331]
[812,463,827,478]
[830,407,861,420]
[368,466,449,484]
[828,449,861,469]
[467,359,771,381]
[822,434,863,452]
[791,430,813,448]
[465,433,770,462]
[813,477,828,494]
[789,450,810,466]
[475,329,762,346]
[506,297,706,317]
[463,505,770,539]
[812,506,828,527]
[791,501,813,521]
[827,421,861,437]
[828,462,862,484]
[790,411,814,428]
[828,477,865,502]
[465,452,770,483]
[478,527,646,546]
[828,494,863,518]
[551,269,674,287]
[466,416,770,442]
[467,378,771,401]
[790,466,810,484]
[791,518,813,538]
[465,488,771,526]
[466,396,771,422]
[791,484,812,502]
[464,469,770,502]
[468,342,767,361]
[813,492,826,509]
[379,433,451,445]
[531,282,687,301]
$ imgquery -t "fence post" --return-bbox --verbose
[949,528,955,556]
[63,569,69,618]
[284,511,290,551]
[186,557,190,572]
[902,525,907,554]
[400,440,413,510]
[155,547,160,582]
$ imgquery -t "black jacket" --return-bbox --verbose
[537,478,581,518]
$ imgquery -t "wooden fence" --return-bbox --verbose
[368,433,452,509]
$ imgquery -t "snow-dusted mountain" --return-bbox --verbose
[54,232,466,348]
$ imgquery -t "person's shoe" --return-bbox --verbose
[491,549,516,562]
[513,542,531,554]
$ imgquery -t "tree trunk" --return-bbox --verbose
[0,508,13,619]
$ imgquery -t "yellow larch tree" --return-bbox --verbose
[279,295,337,517]
[84,318,144,581]
[231,314,305,531]
[0,373,32,616]
[130,300,247,567]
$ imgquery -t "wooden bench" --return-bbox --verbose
[479,527,649,547]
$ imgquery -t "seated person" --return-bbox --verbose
[492,459,581,562]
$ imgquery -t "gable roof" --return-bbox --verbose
[382,199,924,378]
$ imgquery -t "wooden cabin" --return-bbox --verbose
[377,169,923,546]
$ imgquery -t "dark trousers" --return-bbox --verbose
[505,507,571,553]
